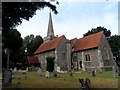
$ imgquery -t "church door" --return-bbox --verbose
[79,61,82,69]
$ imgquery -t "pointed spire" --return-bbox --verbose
[47,11,54,39]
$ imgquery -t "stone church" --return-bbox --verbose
[34,12,115,71]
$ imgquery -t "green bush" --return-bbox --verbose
[46,56,55,72]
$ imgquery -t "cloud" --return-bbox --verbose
[16,2,118,39]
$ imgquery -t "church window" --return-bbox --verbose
[85,54,91,61]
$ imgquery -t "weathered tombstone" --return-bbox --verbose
[37,67,42,76]
[85,78,91,89]
[45,71,49,78]
[26,67,28,72]
[13,67,17,72]
[57,66,60,72]
[70,70,73,77]
[79,79,84,88]
[79,78,91,90]
[2,69,12,86]
[22,71,27,79]
[112,66,116,78]
[53,71,57,77]
[0,73,2,90]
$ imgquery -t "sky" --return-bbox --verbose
[16,0,119,40]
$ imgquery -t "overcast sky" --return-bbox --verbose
[16,0,119,39]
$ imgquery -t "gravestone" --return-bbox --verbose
[13,67,17,72]
[3,69,12,86]
[85,78,91,89]
[70,70,73,77]
[45,71,49,78]
[53,71,57,77]
[37,67,42,76]
[79,78,91,90]
[57,66,60,72]
[0,81,1,90]
[112,66,116,78]
[26,67,28,71]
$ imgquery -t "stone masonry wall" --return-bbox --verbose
[56,36,68,71]
[36,50,55,71]
[99,34,115,70]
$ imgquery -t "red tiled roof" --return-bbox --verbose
[74,31,103,51]
[27,56,39,63]
[34,35,64,54]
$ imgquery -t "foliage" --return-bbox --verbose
[83,26,111,37]
[2,29,23,52]
[2,2,58,34]
[108,35,120,65]
[46,56,55,72]
[2,29,23,69]
[23,34,43,55]
[2,1,58,69]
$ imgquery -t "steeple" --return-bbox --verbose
[47,12,54,39]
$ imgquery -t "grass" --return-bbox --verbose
[4,70,118,88]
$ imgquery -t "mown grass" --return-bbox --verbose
[4,70,118,88]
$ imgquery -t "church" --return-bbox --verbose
[34,12,115,71]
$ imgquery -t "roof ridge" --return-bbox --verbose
[74,31,104,51]
[34,35,64,55]
[79,31,103,40]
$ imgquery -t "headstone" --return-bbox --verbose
[79,78,91,90]
[37,67,42,76]
[3,69,12,86]
[53,71,57,77]
[70,70,73,77]
[118,67,120,76]
[57,66,60,72]
[112,66,116,78]
[26,67,28,72]
[85,78,91,89]
[0,72,2,90]
[14,67,17,72]
[45,71,49,78]
[79,79,84,87]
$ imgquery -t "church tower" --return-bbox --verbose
[43,12,55,42]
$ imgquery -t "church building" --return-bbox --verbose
[34,12,115,71]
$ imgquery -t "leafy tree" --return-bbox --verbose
[2,1,58,69]
[2,29,23,52]
[108,35,120,65]
[83,26,111,37]
[2,1,58,34]
[23,34,43,56]
[2,29,23,69]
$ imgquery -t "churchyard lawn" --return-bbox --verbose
[4,70,118,88]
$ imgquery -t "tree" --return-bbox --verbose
[23,34,43,56]
[3,29,23,52]
[2,1,58,34]
[108,35,120,65]
[2,29,23,69]
[83,26,111,37]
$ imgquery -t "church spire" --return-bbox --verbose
[47,11,54,39]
